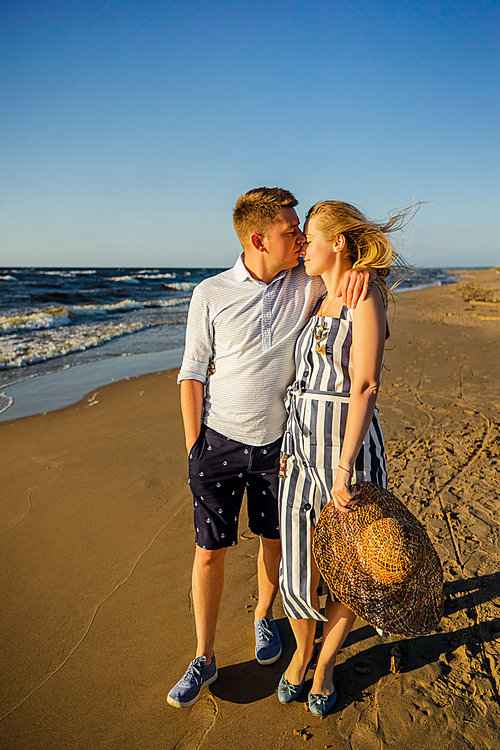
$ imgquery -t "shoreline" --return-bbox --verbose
[0,348,184,422]
[0,268,486,424]
[1,269,499,749]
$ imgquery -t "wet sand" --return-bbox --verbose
[1,268,499,750]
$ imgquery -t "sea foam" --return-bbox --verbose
[0,298,191,334]
[0,319,167,369]
[0,307,72,332]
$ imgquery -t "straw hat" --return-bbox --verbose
[312,482,444,636]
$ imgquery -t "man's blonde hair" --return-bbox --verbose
[233,187,298,249]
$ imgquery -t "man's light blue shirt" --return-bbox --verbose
[178,255,324,446]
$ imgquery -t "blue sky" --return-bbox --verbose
[1,0,498,268]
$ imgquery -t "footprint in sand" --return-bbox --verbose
[174,695,218,750]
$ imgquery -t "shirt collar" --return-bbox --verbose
[232,253,288,285]
[232,253,252,282]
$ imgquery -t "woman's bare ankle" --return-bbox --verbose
[285,644,315,685]
[311,667,335,696]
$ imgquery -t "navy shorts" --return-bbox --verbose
[188,425,281,550]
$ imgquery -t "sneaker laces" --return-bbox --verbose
[256,618,273,644]
[178,656,206,687]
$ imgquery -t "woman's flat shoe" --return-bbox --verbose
[278,672,306,703]
[277,644,319,704]
[308,682,338,716]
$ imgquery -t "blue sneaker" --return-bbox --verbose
[255,618,282,665]
[167,655,218,708]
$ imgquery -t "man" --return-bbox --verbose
[167,187,372,708]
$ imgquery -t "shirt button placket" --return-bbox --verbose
[262,290,272,350]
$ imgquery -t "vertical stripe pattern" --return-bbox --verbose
[279,307,387,621]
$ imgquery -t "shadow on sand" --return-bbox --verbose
[211,571,500,707]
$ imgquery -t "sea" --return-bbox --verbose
[0,265,458,420]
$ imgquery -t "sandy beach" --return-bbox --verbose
[1,268,499,750]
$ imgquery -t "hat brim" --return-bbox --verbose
[312,482,444,637]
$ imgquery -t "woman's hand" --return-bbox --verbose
[329,470,360,513]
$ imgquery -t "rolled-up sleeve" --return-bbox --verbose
[177,284,213,385]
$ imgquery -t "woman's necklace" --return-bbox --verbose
[317,293,337,317]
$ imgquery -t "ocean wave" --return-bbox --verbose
[0,392,14,416]
[33,292,75,303]
[73,299,144,315]
[107,275,141,283]
[0,319,168,369]
[134,272,176,279]
[163,282,197,291]
[39,270,94,278]
[72,297,191,315]
[0,298,191,334]
[0,307,72,332]
[145,297,191,307]
[108,272,178,282]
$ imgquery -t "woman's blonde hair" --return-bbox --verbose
[305,200,419,304]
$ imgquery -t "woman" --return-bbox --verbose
[277,200,415,716]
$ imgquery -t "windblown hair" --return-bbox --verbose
[233,187,298,249]
[305,200,419,305]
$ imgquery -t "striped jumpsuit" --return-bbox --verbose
[278,304,387,621]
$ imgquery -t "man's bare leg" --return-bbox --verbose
[253,536,282,663]
[254,537,281,620]
[192,545,228,663]
[167,545,226,707]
